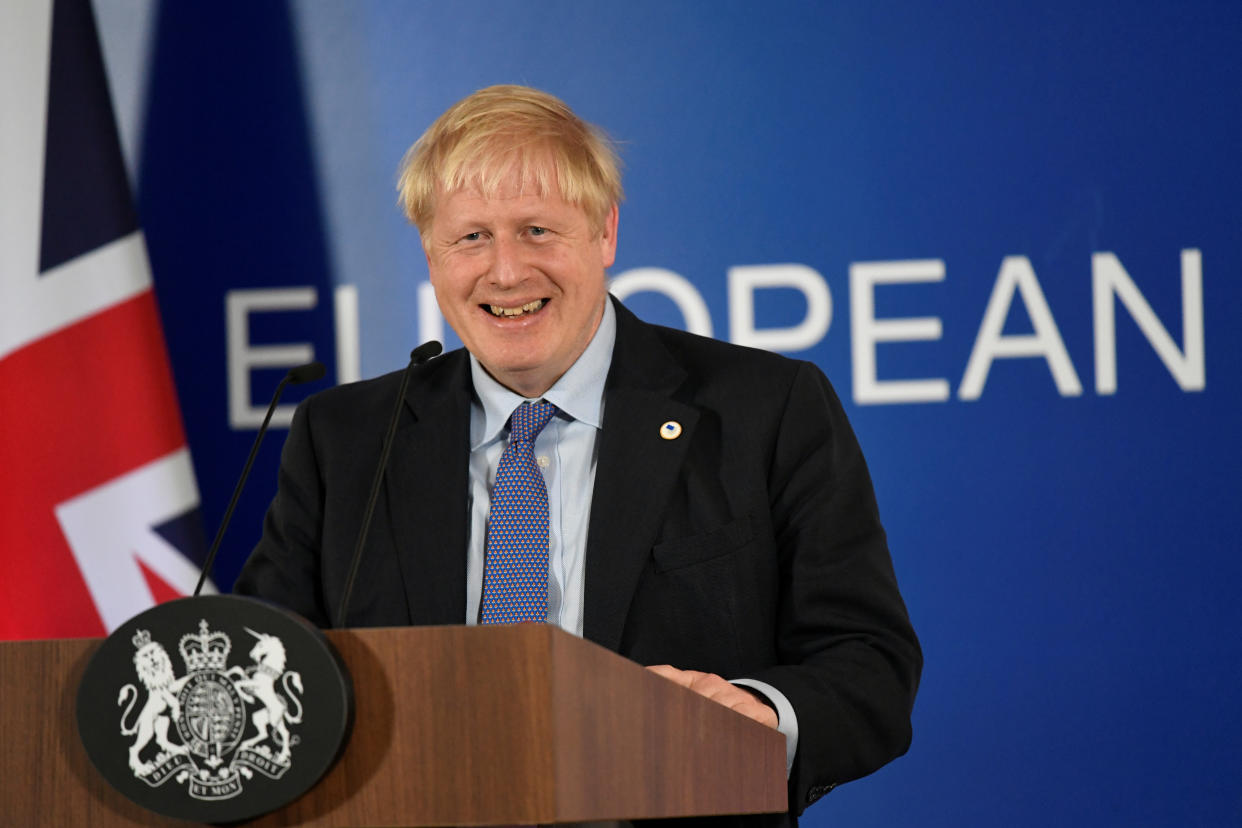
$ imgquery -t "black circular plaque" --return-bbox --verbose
[76,595,353,823]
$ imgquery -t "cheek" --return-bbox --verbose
[429,264,472,302]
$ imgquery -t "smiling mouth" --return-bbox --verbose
[484,299,547,318]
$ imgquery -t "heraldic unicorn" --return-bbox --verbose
[116,619,305,800]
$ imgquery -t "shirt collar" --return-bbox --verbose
[469,298,616,449]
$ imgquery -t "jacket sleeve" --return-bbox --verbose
[751,361,922,813]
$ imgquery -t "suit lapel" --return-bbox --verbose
[374,303,698,641]
[583,301,697,651]
[384,352,472,626]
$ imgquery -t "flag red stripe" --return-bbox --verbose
[0,291,190,639]
[137,558,184,607]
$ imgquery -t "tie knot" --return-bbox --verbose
[508,400,557,442]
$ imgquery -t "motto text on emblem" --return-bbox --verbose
[116,620,305,800]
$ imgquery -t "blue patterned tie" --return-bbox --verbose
[479,401,558,624]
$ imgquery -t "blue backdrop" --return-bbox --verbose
[99,1,1242,824]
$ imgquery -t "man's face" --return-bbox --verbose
[423,171,618,397]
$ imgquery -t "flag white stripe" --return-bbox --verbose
[55,447,213,634]
[0,231,153,360]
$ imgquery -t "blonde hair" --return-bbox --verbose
[397,85,623,234]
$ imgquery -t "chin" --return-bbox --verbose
[478,350,548,378]
[478,338,551,368]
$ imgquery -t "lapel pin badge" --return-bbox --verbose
[659,420,682,440]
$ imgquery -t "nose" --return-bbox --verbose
[488,234,526,288]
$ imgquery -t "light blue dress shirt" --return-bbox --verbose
[464,299,798,774]
[465,299,615,634]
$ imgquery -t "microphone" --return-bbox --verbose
[336,341,442,627]
[193,361,327,597]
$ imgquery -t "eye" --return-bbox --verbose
[462,232,483,242]
[528,226,548,237]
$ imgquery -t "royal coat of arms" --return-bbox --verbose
[117,619,305,800]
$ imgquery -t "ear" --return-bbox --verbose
[598,203,619,268]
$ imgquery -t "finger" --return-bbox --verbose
[646,664,705,687]
[683,671,736,700]
[652,667,736,702]
[684,674,781,729]
[664,671,748,708]
[724,693,780,728]
[646,666,779,728]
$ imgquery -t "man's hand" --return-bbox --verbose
[646,665,779,729]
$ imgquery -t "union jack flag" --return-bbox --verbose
[1,0,209,640]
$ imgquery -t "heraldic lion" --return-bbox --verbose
[117,632,190,775]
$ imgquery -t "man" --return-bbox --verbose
[235,85,921,821]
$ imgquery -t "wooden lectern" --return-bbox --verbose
[0,624,787,826]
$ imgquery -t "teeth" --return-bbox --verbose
[488,299,545,317]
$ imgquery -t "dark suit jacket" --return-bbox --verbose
[235,298,921,820]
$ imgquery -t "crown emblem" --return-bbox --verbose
[132,629,152,650]
[178,619,231,673]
